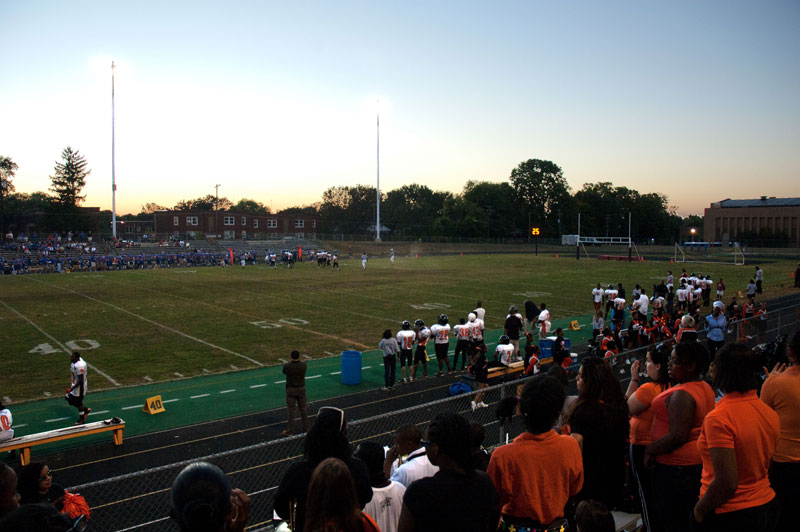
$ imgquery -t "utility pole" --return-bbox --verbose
[111,61,117,239]
[375,101,381,242]
[214,184,221,211]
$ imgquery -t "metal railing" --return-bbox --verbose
[69,299,799,532]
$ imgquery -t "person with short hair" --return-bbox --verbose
[591,284,604,313]
[760,330,800,532]
[384,425,438,488]
[380,329,399,390]
[0,465,20,519]
[410,320,430,381]
[396,321,415,383]
[304,458,380,532]
[706,301,728,358]
[282,350,308,436]
[469,346,489,410]
[754,266,763,294]
[398,413,498,532]
[170,461,250,532]
[487,376,583,532]
[536,303,551,340]
[354,441,406,532]
[452,318,471,371]
[429,315,452,376]
[693,343,780,531]
[468,312,485,354]
[65,352,90,424]
[504,306,524,359]
[468,422,490,472]
[575,499,615,532]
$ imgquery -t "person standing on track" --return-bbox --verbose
[397,321,415,383]
[380,329,399,390]
[65,352,91,424]
[282,350,308,436]
[411,319,430,381]
[453,318,471,371]
[468,312,486,354]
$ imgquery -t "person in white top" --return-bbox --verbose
[676,282,689,311]
[389,248,395,265]
[453,318,472,371]
[473,301,486,321]
[633,289,649,317]
[361,252,368,270]
[429,315,453,376]
[468,312,485,352]
[666,271,674,290]
[495,336,515,366]
[383,425,439,488]
[536,304,551,340]
[592,284,605,312]
[66,352,91,424]
[396,321,416,383]
[604,285,618,319]
[355,441,406,532]
[0,401,13,442]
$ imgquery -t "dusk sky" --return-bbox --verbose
[1,1,797,217]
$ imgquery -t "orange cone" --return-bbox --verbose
[556,254,559,259]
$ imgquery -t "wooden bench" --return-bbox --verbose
[486,360,527,379]
[0,419,125,465]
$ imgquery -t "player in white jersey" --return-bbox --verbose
[411,320,430,380]
[389,248,395,265]
[396,321,416,383]
[66,352,91,424]
[468,312,486,352]
[361,252,368,270]
[604,285,618,319]
[452,318,472,371]
[666,271,674,290]
[592,283,604,312]
[676,282,689,311]
[429,314,453,376]
[536,304,551,340]
[0,400,13,442]
[494,336,515,366]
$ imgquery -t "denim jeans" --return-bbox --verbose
[383,355,396,387]
[652,462,701,532]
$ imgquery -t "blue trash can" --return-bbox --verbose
[341,350,362,385]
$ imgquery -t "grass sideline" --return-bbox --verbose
[2,252,797,403]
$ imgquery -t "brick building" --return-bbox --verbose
[153,211,318,240]
[704,197,800,247]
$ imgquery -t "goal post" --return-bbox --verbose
[674,243,686,263]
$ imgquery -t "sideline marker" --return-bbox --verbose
[143,395,166,415]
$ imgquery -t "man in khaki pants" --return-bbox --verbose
[282,350,308,436]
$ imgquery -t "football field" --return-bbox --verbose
[1,252,796,404]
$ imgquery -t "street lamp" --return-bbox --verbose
[375,99,381,242]
[691,227,696,242]
[111,61,117,239]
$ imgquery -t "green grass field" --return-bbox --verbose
[2,252,796,403]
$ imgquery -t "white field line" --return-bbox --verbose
[220,389,236,394]
[46,417,70,423]
[249,383,267,388]
[14,424,27,429]
[274,380,286,384]
[190,394,210,399]
[88,410,110,416]
[306,375,321,379]
[26,277,263,367]
[109,273,373,349]
[330,371,342,375]
[122,405,141,410]
[0,297,121,387]
[163,399,180,404]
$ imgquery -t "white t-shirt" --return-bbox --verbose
[429,323,450,344]
[0,408,13,441]
[473,307,486,321]
[636,294,649,314]
[677,287,689,302]
[70,359,88,396]
[538,309,550,323]
[389,447,439,487]
[592,288,604,303]
[469,318,485,341]
[397,330,416,350]
[496,344,515,365]
[604,288,618,301]
[364,481,406,532]
[614,297,626,310]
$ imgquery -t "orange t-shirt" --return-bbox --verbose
[698,391,779,513]
[760,366,800,462]
[650,380,715,465]
[630,382,668,445]
[487,430,583,524]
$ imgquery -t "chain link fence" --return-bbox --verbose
[69,298,799,532]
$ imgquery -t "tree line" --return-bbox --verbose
[2,150,689,241]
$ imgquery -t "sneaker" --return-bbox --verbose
[409,377,414,382]
[471,401,477,411]
[382,386,391,391]
[401,377,407,383]
[447,370,454,375]
[436,371,443,377]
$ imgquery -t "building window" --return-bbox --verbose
[125,225,133,233]
[224,216,235,226]
[268,219,277,228]
[253,219,259,228]
[294,219,304,228]
[173,216,179,226]
[241,216,247,225]
[186,216,198,226]
[312,220,316,228]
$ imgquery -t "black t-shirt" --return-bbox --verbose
[403,469,498,532]
[504,315,523,340]
[569,400,629,510]
[524,301,540,320]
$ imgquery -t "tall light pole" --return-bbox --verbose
[375,100,381,242]
[111,61,117,239]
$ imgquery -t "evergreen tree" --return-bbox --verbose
[50,147,90,206]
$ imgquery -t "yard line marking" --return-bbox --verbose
[2,396,10,403]
[220,389,236,394]
[43,392,52,397]
[25,277,264,367]
[249,384,267,388]
[203,369,210,373]
[122,405,141,410]
[14,424,27,429]
[88,410,110,416]
[277,358,288,363]
[143,376,153,382]
[362,365,372,369]
[190,394,210,399]
[46,417,70,423]
[0,297,121,387]
[174,372,184,377]
[230,365,239,370]
[163,399,180,404]
[274,380,286,384]
[330,371,342,375]
[302,355,312,360]
[307,375,321,379]
[324,351,337,356]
